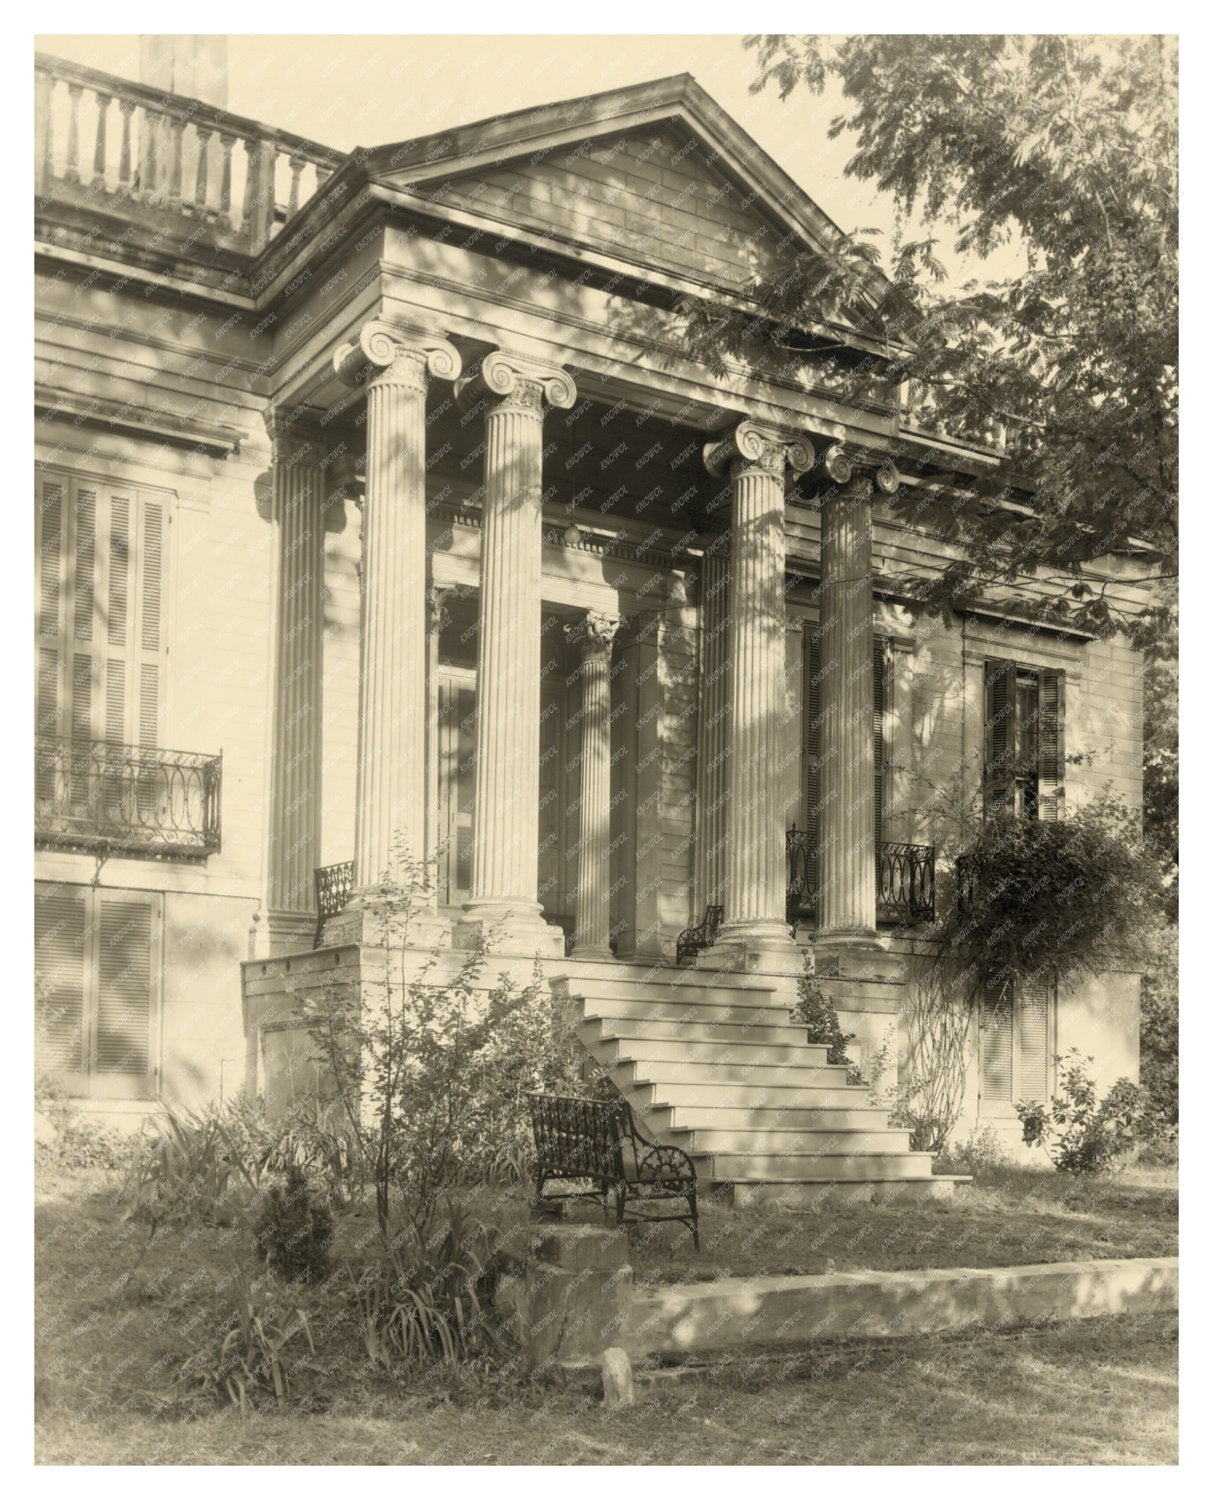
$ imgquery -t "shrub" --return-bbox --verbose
[1017,1049,1149,1173]
[177,1273,319,1414]
[253,1164,334,1285]
[934,1125,1012,1177]
[791,972,855,1065]
[948,802,1163,999]
[122,1105,261,1229]
[354,1198,506,1368]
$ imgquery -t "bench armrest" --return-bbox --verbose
[634,1142,696,1184]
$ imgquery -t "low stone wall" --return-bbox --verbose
[505,1226,1178,1370]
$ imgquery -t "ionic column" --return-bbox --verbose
[567,609,622,958]
[457,351,576,956]
[262,410,330,953]
[704,420,813,958]
[816,449,899,940]
[333,320,461,913]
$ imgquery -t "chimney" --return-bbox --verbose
[138,36,228,108]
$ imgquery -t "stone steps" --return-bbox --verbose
[669,1126,912,1154]
[704,1151,937,1183]
[597,1036,850,1072]
[620,1076,873,1110]
[556,967,954,1195]
[640,1103,890,1133]
[609,1057,852,1089]
[578,1016,817,1048]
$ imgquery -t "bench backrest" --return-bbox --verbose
[527,1093,632,1179]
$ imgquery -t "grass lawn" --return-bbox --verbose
[35,1164,1178,1465]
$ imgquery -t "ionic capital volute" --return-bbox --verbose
[456,349,577,417]
[819,444,901,498]
[332,319,462,393]
[703,419,815,483]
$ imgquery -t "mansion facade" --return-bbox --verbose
[35,45,1145,1185]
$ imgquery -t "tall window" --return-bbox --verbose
[979,654,1065,1111]
[35,882,162,1099]
[983,658,1065,820]
[36,469,166,752]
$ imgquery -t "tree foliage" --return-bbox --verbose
[680,35,1177,649]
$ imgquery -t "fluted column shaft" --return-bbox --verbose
[265,415,327,920]
[333,321,461,898]
[818,469,877,938]
[458,351,576,953]
[569,611,621,956]
[705,421,812,952]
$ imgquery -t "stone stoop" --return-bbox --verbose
[553,966,959,1199]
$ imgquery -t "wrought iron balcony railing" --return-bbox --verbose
[786,828,936,927]
[35,735,221,860]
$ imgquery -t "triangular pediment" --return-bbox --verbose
[363,76,875,300]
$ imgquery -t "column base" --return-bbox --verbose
[702,920,803,976]
[322,889,451,950]
[252,908,317,958]
[812,935,906,1010]
[456,900,566,958]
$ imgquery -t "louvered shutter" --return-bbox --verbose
[1037,670,1066,822]
[874,635,892,843]
[1015,979,1051,1103]
[35,885,89,1083]
[980,981,1014,1108]
[36,479,67,806]
[804,627,822,900]
[984,659,1019,815]
[94,898,152,1079]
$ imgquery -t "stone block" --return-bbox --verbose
[529,1222,630,1272]
[601,1346,636,1408]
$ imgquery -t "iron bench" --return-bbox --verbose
[676,903,723,964]
[527,1092,699,1249]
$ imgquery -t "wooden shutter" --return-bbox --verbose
[35,885,88,1084]
[94,898,152,1079]
[1037,669,1066,822]
[1015,979,1051,1103]
[35,884,158,1099]
[35,472,167,754]
[983,658,1019,815]
[874,635,892,843]
[979,981,1014,1108]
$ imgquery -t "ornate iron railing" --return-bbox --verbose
[314,860,355,945]
[878,841,937,924]
[955,854,977,917]
[786,828,936,926]
[35,735,221,859]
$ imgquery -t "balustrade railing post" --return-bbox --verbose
[218,132,235,223]
[193,126,212,211]
[64,83,82,183]
[91,91,110,187]
[117,99,134,189]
